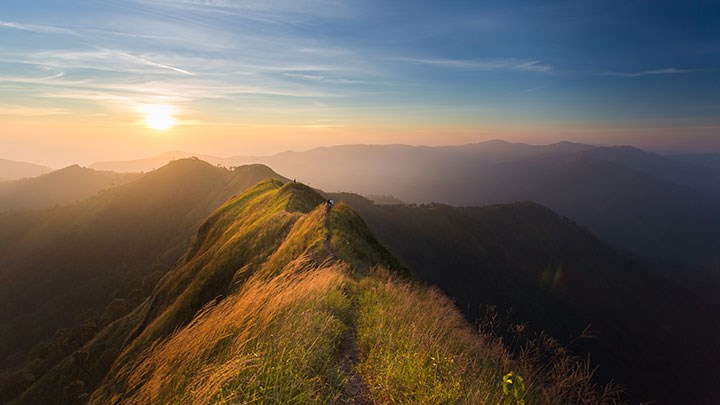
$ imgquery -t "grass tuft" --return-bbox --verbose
[97,262,353,404]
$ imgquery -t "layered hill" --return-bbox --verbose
[0,158,51,181]
[0,165,138,212]
[218,141,720,271]
[89,142,720,271]
[3,157,715,403]
[14,179,617,404]
[89,152,223,173]
[0,159,287,385]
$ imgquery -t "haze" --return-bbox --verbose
[1,0,719,167]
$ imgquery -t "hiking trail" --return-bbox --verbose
[325,203,371,404]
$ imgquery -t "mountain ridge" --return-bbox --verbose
[2,157,716,403]
[0,160,287,378]
[0,165,138,212]
[14,178,617,404]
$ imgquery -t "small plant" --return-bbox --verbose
[502,371,526,404]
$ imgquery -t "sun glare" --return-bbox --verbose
[140,104,176,130]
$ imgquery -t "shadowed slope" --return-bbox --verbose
[332,192,718,404]
[0,159,287,401]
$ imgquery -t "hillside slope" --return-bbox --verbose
[332,193,719,404]
[0,165,138,212]
[0,160,287,389]
[17,180,617,404]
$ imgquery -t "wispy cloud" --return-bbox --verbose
[113,50,196,76]
[127,0,354,20]
[399,57,552,73]
[604,68,694,77]
[284,73,326,81]
[0,105,69,116]
[0,20,76,35]
[0,72,65,84]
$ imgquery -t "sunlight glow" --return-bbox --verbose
[140,104,176,130]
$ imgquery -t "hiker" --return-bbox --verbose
[326,199,334,211]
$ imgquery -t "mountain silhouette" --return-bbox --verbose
[0,158,51,181]
[0,165,138,211]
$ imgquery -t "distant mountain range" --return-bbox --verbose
[89,151,221,173]
[0,158,51,181]
[0,165,138,212]
[90,141,720,273]
[1,159,717,403]
[671,152,720,173]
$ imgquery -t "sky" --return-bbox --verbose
[1,0,719,167]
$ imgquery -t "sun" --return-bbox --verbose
[140,104,176,130]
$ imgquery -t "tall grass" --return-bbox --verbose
[92,263,623,404]
[88,180,624,404]
[355,269,508,404]
[354,269,623,404]
[92,261,353,404]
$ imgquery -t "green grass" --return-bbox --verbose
[355,270,507,404]
[328,203,408,276]
[354,269,622,405]
[69,179,622,404]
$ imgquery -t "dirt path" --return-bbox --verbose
[325,204,371,404]
[325,206,336,259]
[337,320,372,405]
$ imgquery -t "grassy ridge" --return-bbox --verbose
[18,178,622,403]
[91,264,620,404]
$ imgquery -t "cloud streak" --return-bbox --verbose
[113,50,196,76]
[0,20,76,35]
[604,68,694,77]
[399,57,552,73]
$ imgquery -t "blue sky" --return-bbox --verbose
[1,0,719,165]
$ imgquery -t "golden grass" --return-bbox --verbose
[87,180,623,404]
[91,262,622,404]
[92,260,353,404]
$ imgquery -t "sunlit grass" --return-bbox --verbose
[105,263,352,404]
[355,269,507,404]
[86,179,623,404]
[354,269,622,405]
